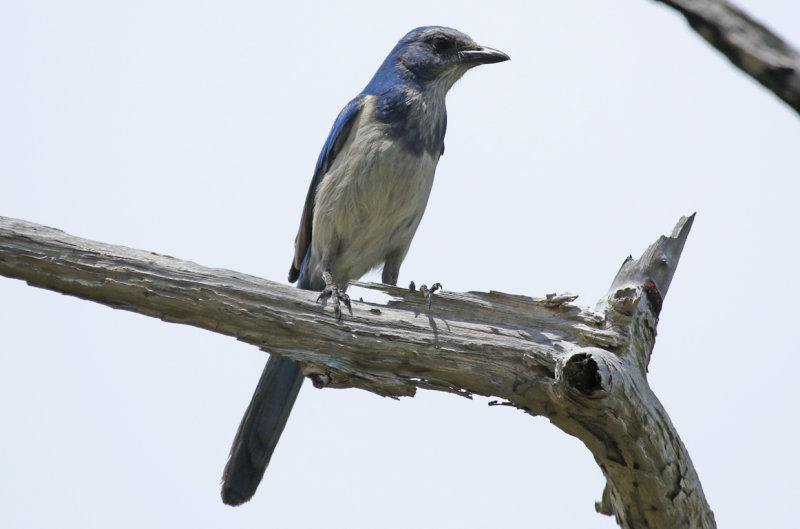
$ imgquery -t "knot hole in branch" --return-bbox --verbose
[562,353,602,395]
[643,280,663,316]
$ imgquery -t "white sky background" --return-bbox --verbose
[1,1,798,528]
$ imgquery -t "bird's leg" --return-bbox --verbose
[381,254,402,286]
[408,281,443,308]
[316,269,351,318]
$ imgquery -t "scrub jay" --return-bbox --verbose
[221,26,508,506]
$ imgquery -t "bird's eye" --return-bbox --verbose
[430,36,454,53]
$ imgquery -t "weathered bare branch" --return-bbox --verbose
[655,0,800,115]
[0,215,714,528]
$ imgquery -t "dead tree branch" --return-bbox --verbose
[655,0,800,115]
[0,215,714,528]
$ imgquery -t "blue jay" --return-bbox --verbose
[221,26,508,506]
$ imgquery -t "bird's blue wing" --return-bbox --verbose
[289,94,366,283]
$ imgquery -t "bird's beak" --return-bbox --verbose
[459,46,510,65]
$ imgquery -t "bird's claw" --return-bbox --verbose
[421,282,443,307]
[408,281,443,307]
[317,286,351,318]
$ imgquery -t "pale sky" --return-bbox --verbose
[1,1,799,528]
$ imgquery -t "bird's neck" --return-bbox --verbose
[373,82,447,158]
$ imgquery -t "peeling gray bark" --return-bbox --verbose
[656,0,800,115]
[0,215,714,528]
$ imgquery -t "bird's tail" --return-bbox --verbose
[220,355,304,505]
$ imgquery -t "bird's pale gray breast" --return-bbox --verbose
[309,95,439,288]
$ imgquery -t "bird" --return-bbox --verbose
[221,25,509,506]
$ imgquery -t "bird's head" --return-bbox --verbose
[366,26,509,94]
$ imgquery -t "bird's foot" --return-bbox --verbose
[317,285,351,318]
[408,281,443,308]
[317,269,351,318]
